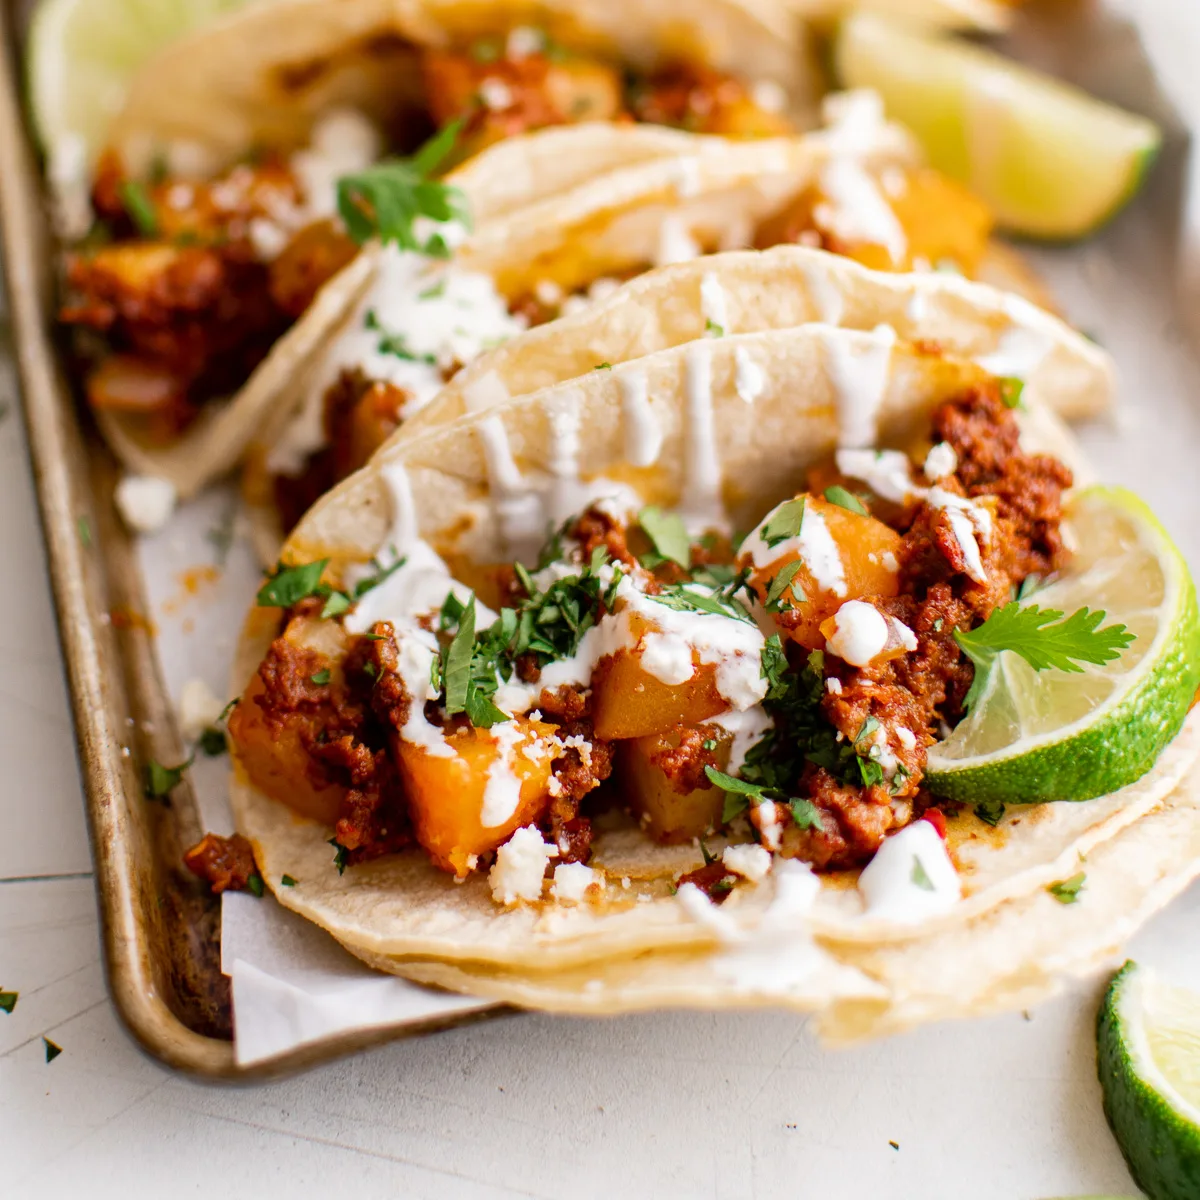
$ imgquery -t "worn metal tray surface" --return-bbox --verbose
[0,0,1195,1077]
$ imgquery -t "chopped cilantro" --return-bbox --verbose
[118,179,158,237]
[197,726,227,758]
[329,838,349,875]
[974,800,1006,827]
[1047,872,1086,904]
[956,603,1135,712]
[702,738,718,752]
[0,991,16,1014]
[759,634,789,702]
[441,594,479,716]
[418,280,446,300]
[999,376,1026,410]
[320,591,352,619]
[823,485,868,516]
[336,120,470,254]
[911,856,935,891]
[257,559,329,608]
[43,1037,62,1063]
[764,560,805,613]
[594,362,613,370]
[144,756,192,801]
[705,318,725,337]
[854,716,881,747]
[760,498,805,548]
[638,505,691,569]
[310,669,331,685]
[700,840,717,866]
[281,874,298,887]
[76,516,92,547]
[246,874,264,898]
[789,798,823,831]
[365,310,437,363]
[648,584,753,623]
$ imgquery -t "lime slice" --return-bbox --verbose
[27,0,255,161]
[1099,961,1200,1200]
[833,12,1162,239]
[925,486,1200,805]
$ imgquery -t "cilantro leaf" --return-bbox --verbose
[145,756,192,801]
[441,594,478,716]
[1047,872,1086,904]
[280,874,298,888]
[999,376,1026,410]
[722,792,749,824]
[911,855,935,891]
[337,120,470,253]
[329,838,349,875]
[974,799,1006,827]
[320,591,352,619]
[594,361,612,370]
[637,505,691,569]
[0,991,17,1014]
[789,798,823,831]
[247,874,264,898]
[76,515,92,547]
[310,669,331,685]
[465,686,507,728]
[955,603,1135,712]
[43,1037,62,1063]
[761,498,805,548]
[649,584,753,623]
[257,559,329,608]
[197,727,227,757]
[760,634,789,702]
[118,179,158,237]
[823,485,868,516]
[765,560,806,612]
[365,310,437,363]
[705,318,724,337]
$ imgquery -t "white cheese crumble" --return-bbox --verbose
[114,475,177,535]
[551,862,603,904]
[722,843,772,883]
[757,800,782,851]
[479,78,514,111]
[489,826,557,905]
[177,679,226,742]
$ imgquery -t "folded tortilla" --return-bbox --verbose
[227,281,1181,1018]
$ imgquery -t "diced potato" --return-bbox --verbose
[396,717,558,876]
[591,612,727,741]
[888,167,992,277]
[229,672,345,826]
[619,726,732,842]
[268,219,358,317]
[742,494,903,651]
[545,60,625,124]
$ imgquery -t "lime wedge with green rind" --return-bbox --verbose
[1099,961,1200,1200]
[833,12,1162,239]
[925,486,1200,805]
[27,0,256,161]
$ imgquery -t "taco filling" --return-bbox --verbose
[57,29,797,447]
[215,376,1107,911]
[253,92,997,536]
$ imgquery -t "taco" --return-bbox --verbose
[191,260,1198,1034]
[53,0,812,496]
[241,94,1105,560]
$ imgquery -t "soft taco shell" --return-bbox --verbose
[379,753,1200,1041]
[406,243,1112,442]
[229,324,1189,978]
[107,0,814,178]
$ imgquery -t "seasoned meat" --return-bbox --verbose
[630,63,792,137]
[184,833,258,894]
[676,860,738,904]
[651,725,720,795]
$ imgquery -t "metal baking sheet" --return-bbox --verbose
[0,0,1195,1076]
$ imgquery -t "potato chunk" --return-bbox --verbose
[619,725,733,842]
[396,717,558,876]
[741,494,902,651]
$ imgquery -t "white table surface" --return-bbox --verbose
[6,2,1200,1193]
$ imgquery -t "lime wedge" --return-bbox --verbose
[925,486,1200,805]
[833,12,1162,239]
[27,0,255,161]
[1099,961,1200,1200]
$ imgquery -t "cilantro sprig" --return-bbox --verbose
[637,506,690,569]
[1047,871,1086,904]
[955,602,1135,712]
[256,553,406,615]
[760,498,805,548]
[337,120,471,255]
[706,766,824,832]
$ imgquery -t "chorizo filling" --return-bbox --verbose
[204,381,1092,905]
[58,31,795,445]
